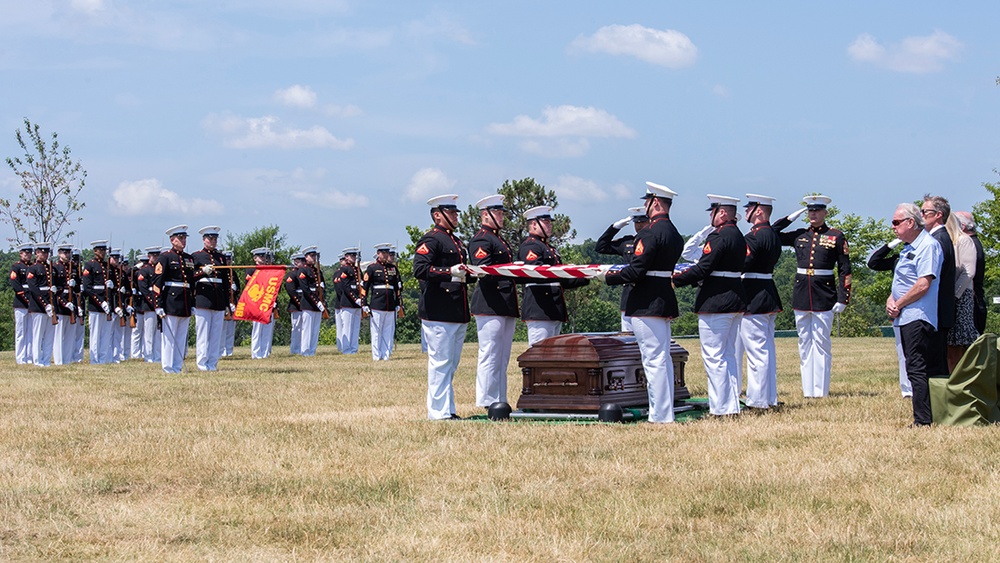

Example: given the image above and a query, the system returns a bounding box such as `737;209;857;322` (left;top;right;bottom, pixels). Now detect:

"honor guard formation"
10;186;980;426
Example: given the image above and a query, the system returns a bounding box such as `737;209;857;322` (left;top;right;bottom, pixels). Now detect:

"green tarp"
929;333;999;426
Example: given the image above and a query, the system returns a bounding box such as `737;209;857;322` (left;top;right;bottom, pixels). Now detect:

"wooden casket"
515;333;690;412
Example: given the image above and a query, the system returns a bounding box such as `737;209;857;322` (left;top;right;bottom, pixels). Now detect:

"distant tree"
973;172;1000;283
2;118;86;245
455;177;575;247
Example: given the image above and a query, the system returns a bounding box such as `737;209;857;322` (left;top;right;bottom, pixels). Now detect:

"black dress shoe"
449;414;462;420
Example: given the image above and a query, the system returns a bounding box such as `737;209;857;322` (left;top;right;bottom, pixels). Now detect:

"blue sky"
1;1;997;255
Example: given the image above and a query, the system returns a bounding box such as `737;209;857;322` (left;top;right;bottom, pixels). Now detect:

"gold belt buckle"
806;268;815;275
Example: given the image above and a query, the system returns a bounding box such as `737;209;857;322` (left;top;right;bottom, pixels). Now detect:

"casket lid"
518;333;642;363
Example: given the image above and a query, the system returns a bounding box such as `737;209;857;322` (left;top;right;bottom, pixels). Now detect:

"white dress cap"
628;206;649;221
802;194;832;209
705;194;741;211
523;205;553;220
251;247;270;256
301;245;319;255
89;239;109;249
374;242;393;252
165;225;188;237
57;243;73;252
643;181;679;200
144;245;162;254
426;194;459;209
17;242;34;252
198;225;221;236
744;193;776;207
33;241;52;251
341;247;360;255
475;194;505;210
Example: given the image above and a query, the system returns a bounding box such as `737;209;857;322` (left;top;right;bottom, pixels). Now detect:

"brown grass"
1;337;999;561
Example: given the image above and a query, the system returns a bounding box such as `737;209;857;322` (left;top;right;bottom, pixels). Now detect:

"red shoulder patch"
746;245;751;257
525;250;539;261
474;247;488;259
416;243;430;255
703;241;712;254
634;240;644;256
9;271;16;280
83;269;90;276
286;277;293;283
842;240;850;255
26;272;33;279
138;274;144;281
298;272;306;279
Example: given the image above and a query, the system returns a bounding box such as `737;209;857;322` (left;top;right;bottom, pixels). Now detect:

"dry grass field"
2;337;999;561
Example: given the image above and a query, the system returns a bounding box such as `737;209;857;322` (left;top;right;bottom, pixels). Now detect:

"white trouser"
794;310;834;398
423;320;467;420
160;315;190;373
698;313;742;415
893;325;911;396
30;312;54;367
336;308;361;354
475;315;516;407
631;317;675;423
222;319;236;356
370;309;396;360
73;315;86;363
111;316;128;362
741;313;778;408
88;312;114;364
53;314;74;365
130;314;144;359
289;311;302;355
143;312;161;362
620;312;633;333
14;308;33;364
526;320;561;346
194;308;225;371
300;310;322;356
251;320;275;359
334;308;344;352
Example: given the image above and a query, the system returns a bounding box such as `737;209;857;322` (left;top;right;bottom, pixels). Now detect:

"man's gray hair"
922;194;951;223
955;210;977;233
897;202;924;228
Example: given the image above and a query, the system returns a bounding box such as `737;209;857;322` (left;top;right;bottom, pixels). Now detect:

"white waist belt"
372;284;393;290
709;271;742;278
742;273;773;280
797;268;834;276
646;271;672;278
525;282;561;287
92;285;105;290
198;277;223;284
164;281;190;288
38;286;51;291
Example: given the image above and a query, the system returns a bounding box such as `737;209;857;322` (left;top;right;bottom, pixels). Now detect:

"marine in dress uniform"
129;256;147;360
191;226;230;371
673;195;748;416
414;194;477;420
468;195;518;407
334;247;363;354
602;182;684;423
136;246;162;362
154;225;195;374
596;206;650;332
773;195;852;398
25;242;61;367
518;205;589;345
108;249;132;363
363;243;402;361
10;243;34;364
285;253;306;355
220;249;239;357
71;248;86;363
52;244;78;365
82;240;114;364
247;248;277;359
739;194;783;409
297;246;327;356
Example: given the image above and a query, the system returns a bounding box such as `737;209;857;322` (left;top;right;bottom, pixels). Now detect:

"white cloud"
570;24;698;69
848;30;962;73
519;138;591;159
290;189;369;209
406;14;476;45
322;104;364;118
550;175;632;202
274;84;317;108
111;179;224;216
202;114;355;150
488;105;635;138
70;0;107;15
404;168;455;203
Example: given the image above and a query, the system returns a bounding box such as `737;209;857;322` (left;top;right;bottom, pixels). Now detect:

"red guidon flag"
234;265;286;324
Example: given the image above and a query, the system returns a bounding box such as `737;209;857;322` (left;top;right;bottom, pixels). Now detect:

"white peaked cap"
802;194;832;208
705;194;741;210
744;193;776;207
523;205;553;220
198;225;221;236
643;181;678;200
165;225;188;237
427;194;459;208
475;194;505;209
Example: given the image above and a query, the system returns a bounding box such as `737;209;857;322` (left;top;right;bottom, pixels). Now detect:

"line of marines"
10;225;405;372
415;186;850;421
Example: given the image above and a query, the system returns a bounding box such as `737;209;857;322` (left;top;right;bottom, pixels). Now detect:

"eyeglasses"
891;218;911;226
920;209;938;216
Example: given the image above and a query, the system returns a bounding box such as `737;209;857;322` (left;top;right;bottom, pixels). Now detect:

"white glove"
155;307;165;318
68;278;77;288
353;298;362;307
106;279;114;290
362;305;371;315
45;304;54;317
101;301;111;315
201;264;215;275
785;207;807;222
318;302;326;313
832;302;846;314
612;217;631;230
887;238;903;249
126;305;134;315
66;303;75;313
115;306;124;317
320;282;325;288
119;287;127;294
396;306;402;313
229;303;237;314
449;264;467;281
681;225;714;262
231;283;238;291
